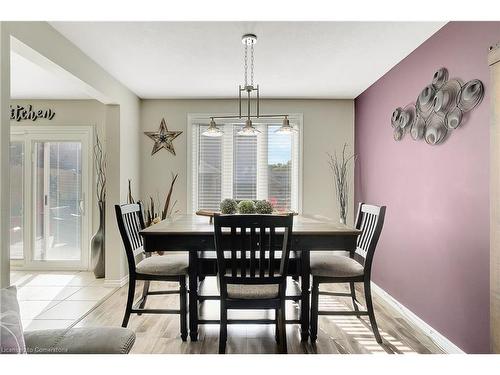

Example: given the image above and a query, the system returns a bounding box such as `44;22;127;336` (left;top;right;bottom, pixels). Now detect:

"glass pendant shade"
202;119;224;137
237;119;261;136
275;117;297;134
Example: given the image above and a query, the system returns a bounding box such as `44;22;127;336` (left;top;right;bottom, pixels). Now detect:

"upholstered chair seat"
310;253;364;278
136;253;189;276
226;283;280;299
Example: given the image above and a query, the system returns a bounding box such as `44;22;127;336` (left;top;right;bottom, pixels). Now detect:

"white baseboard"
371;282;464;354
104;274;129;288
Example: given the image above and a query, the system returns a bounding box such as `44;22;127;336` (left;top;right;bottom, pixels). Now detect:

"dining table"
139;214;361;341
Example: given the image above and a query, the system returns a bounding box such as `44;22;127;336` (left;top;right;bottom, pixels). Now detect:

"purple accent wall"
355;22;499;353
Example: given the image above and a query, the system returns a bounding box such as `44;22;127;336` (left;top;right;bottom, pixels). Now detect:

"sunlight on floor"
10;270;116;331
319;295;417;354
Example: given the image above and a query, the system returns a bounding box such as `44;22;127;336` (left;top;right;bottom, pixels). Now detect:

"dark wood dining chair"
115;203;188;341
214;213;294;354
309;203;386;344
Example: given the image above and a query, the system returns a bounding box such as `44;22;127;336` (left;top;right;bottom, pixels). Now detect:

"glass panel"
233;126;257;200
10;142;24;260
198;126;222;210
268;126;292;212
34;142;82;261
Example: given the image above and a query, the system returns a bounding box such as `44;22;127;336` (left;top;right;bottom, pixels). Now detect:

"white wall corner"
104;273;129;288
0;23;11;288
371;282;465;354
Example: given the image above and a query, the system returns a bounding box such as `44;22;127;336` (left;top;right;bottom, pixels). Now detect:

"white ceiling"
13;22;445;100
10;51;91;100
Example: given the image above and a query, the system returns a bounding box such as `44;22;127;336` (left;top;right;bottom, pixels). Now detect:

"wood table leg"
188;251;199;341
300;250;310;341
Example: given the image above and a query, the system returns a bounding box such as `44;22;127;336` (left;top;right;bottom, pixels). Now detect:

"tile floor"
10;270;117;331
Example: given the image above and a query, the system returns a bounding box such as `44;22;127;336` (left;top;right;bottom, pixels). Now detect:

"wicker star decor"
144;118;183;156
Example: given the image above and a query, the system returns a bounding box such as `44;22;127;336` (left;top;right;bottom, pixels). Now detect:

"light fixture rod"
211;114;289;120
257;85;260;117
247;90;251;120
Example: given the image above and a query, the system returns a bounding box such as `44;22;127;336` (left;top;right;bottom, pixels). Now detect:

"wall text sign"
10;104;56;122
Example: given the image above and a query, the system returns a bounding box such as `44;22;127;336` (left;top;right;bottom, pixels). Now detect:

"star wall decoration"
144;118;183;156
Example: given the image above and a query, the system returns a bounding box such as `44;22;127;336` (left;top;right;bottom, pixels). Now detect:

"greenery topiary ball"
220;198;238;214
255;200;274;214
237;200;256;214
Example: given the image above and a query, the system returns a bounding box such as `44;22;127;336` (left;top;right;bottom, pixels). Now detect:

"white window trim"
187;113;303;214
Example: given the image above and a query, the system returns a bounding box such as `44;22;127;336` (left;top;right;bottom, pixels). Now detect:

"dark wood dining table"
140;214;360;341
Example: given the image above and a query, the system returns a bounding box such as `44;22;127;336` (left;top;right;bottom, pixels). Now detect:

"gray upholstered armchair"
1;286;135;354
23;327;136;354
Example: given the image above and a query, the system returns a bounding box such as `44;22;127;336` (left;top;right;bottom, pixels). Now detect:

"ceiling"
10;51;91;100
13;22;445;100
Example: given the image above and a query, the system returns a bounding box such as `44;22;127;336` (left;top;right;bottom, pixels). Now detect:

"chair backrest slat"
353;203;386;271
269;227;276;277
115;203;146;273
250;227;256;277
241;227;247;277
259;226;266;277
214;214;294;297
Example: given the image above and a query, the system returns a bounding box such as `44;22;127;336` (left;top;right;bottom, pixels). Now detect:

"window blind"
192;121;300;213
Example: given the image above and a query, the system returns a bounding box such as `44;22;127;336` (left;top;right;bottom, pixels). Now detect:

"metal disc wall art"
410;115;426;140
457;79;484;112
416;84;436;119
425;114;448;145
445;107;463;130
393;126;404;141
399;104;416;133
432;79;461;116
391;107;403;128
432;67;449;89
390;67;484;145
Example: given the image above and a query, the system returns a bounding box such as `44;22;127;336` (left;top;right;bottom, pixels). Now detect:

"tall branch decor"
91;132;106;278
126;173;179;255
144;173;179;227
328;143;356;225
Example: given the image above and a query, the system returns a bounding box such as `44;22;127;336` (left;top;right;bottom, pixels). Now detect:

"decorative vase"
90;200;105;278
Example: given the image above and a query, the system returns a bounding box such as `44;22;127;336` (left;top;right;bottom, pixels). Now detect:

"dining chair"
309;203;386;344
115;203;188;341
213;213;294;354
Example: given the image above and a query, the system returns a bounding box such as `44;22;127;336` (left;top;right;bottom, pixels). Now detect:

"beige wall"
140;99;355;222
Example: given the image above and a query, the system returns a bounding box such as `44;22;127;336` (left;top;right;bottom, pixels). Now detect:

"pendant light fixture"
204;34;295;137
275;115;298;134
202;118;224;137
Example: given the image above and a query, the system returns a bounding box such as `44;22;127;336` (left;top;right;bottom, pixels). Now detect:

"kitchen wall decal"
10;104;56;121
391;68;484;145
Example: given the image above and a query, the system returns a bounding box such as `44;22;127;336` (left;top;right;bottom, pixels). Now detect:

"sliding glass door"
10;127;92;270
33;141;83;262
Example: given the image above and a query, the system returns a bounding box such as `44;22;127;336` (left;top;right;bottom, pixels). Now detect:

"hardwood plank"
73;278;443;354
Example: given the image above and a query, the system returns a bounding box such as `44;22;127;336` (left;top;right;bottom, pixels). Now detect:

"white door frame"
10;125;93;271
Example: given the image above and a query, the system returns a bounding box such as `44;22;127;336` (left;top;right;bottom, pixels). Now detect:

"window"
190;118;301;213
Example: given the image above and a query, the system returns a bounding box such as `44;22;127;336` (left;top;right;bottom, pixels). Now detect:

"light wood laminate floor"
74;277;443;354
